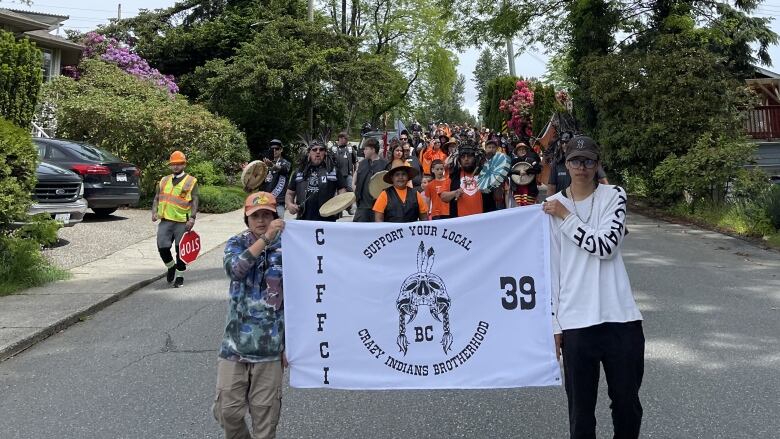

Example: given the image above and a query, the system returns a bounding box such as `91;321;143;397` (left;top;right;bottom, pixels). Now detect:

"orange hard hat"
169;151;187;165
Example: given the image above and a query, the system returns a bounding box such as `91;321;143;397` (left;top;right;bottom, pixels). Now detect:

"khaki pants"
213;358;283;439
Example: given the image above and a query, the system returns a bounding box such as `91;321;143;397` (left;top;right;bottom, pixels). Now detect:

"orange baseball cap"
244;192;278;217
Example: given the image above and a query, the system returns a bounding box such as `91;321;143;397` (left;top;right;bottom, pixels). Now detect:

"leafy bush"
198;185;246;214
0;30;43;127
669;199;774;237
13;214;61;247
619;169;649;198
763;185;780;230
731;167;771;201
0;234;69;296
653;134;755;204
0;117;37;225
188;161;226;186
40;59;249;200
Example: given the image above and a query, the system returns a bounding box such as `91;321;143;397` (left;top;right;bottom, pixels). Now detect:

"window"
42;49;53;82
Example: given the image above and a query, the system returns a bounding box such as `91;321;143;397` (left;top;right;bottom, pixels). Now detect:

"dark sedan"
33;138;140;216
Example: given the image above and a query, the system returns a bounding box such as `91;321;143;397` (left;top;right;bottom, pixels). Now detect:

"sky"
7;0;780;116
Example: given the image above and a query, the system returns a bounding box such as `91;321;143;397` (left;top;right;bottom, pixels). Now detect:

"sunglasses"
567;158;598;169
271;146;282;150
310;147;326;152
400;137;408;140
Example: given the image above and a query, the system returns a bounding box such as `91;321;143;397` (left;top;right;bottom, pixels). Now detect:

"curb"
0;273;165;363
0;221;237;363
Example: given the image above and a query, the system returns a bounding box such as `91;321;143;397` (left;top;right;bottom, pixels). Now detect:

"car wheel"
92;208;117;217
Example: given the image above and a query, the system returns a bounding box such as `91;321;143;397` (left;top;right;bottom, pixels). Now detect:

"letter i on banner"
315;228;329;384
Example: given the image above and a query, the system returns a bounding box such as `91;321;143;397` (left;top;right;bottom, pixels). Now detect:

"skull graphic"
396;241;453;356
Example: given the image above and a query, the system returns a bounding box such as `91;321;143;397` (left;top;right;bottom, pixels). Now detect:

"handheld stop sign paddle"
179;230;202;265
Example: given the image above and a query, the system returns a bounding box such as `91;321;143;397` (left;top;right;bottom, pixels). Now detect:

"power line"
15;3;124;13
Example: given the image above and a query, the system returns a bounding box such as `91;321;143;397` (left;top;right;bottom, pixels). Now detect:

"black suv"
34;138;140;216
27;162;88;227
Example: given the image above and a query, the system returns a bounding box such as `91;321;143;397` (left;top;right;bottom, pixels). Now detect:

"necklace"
567;186;596;223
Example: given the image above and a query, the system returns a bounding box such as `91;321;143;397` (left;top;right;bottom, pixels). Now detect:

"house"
745;66;780;178
0;8;84;81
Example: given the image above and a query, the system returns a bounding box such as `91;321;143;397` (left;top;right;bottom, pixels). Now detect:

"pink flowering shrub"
499;80;534;138
73;32;178;94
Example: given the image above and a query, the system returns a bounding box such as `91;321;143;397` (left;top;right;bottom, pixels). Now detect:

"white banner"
282;206;561;389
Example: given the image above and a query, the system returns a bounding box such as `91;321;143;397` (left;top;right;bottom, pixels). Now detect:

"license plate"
116;173;127;182
55;213;70;224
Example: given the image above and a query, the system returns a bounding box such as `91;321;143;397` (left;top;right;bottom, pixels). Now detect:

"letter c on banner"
320;342;330;358
316;228;325;245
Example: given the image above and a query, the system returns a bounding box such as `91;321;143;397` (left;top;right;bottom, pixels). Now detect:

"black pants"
353;207;375;222
431;215;451;220
562;321;644;439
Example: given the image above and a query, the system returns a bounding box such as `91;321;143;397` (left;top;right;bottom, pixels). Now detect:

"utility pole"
506;38;516;77
502;1;516;77
117;3;122;20
307;0;314;134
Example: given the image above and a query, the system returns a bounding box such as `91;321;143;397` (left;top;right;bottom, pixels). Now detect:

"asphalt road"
1;213;779;438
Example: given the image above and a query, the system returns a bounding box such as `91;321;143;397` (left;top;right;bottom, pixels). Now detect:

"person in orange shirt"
441;142;495;217
373;164;428;222
425;159;451;220
420;138;447;175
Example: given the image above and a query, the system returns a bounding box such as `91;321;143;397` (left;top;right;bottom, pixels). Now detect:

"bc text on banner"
282;206;561;390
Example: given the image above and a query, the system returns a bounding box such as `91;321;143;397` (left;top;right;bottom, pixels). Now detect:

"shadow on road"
81;212;131;223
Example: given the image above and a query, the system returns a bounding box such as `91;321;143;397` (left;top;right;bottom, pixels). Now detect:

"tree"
193;16;365;154
473;47;507;119
100;0;307;98
0;30;42;128
483;75;519;132
414;46;473;123
42;59;248;198
582;32;755;184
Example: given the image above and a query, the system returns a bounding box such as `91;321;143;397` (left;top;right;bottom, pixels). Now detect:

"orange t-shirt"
373;187;428;216
425;178;451;217
420;148;447;174
457;171;483;216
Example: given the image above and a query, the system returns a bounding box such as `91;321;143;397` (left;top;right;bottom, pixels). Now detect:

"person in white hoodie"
543;136;644;439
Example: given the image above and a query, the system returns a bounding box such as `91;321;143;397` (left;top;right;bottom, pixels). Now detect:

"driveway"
44;208;157;270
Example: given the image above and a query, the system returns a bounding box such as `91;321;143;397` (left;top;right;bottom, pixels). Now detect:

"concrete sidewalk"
0;208;246;362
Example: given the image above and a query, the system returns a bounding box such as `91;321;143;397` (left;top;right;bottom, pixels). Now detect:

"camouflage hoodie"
220;230;284;363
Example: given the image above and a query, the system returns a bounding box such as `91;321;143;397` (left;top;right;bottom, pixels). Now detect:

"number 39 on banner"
179;230;202;265
500;276;537;310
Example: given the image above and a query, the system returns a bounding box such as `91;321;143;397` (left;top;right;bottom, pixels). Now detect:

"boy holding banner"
213;192;286;439
543;136;644;439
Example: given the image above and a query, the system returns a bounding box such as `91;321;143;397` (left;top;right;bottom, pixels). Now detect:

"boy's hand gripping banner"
283;206;560;389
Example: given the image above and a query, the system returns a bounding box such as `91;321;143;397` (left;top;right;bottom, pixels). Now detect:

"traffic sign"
179;230;201;265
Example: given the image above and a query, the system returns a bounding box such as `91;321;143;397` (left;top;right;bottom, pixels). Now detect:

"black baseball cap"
565;136;600;160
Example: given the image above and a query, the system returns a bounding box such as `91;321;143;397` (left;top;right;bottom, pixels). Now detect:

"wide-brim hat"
383;164;419;184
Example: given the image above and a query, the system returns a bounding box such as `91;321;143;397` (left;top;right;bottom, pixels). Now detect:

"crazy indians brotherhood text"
283;207;562;390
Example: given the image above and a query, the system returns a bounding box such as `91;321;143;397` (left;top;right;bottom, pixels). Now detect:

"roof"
24;30;84;51
0;8;68;29
0;8;50;32
753;65;780;79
